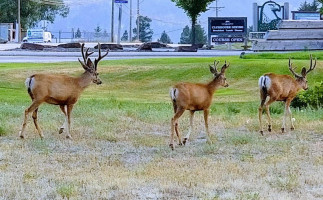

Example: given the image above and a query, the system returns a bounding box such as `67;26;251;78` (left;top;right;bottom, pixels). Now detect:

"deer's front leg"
204;109;212;144
59;105;67;134
184;110;194;145
285;99;295;131
281;103;290;133
65;104;74;139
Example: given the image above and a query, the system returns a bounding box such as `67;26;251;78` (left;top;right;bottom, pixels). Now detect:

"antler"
221;60;230;73
306;54;317;74
288;58;302;78
78;43;94;67
213;60;220;73
94;43;109;71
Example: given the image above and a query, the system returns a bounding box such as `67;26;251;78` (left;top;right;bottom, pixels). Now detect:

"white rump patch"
25;77;35;90
258;75;271;90
169;88;178;101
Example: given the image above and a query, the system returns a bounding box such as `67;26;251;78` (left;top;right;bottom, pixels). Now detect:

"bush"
291;82;323;109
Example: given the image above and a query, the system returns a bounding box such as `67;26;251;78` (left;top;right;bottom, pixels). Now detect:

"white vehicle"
23;29;52;43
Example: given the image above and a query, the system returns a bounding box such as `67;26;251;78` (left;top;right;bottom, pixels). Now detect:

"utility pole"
129;0;132;42
17;0;21;42
111;0;115;43
117;4;122;44
136;0;139;41
210;0;224;17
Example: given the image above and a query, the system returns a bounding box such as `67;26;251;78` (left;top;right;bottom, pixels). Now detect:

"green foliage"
319;0;323;14
57;183;77;199
180;25;191;44
159;31;172;44
291;82;323;109
171;0;215;44
298;0;320;11
75;28;81;38
121;30;129;41
132;16;153;42
0;0;69;29
0;125;6;137
179;24;207;44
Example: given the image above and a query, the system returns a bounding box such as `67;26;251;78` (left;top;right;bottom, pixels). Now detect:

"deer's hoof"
66;135;73;139
178;142;183;146
19;135;24;139
291;127;295;131
59;128;64;134
169;144;174;150
183;138;188;145
281;128;285;133
268;125;272;132
260;130;264;136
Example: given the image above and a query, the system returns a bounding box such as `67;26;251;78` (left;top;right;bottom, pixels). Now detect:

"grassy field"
0;52;322;199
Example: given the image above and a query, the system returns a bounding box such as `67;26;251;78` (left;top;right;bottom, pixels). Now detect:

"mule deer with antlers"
258;55;317;135
169;60;230;150
19;43;108;139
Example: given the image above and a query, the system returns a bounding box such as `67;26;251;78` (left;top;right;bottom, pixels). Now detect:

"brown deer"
19;43;108;139
169;60;230;150
258;55;317;135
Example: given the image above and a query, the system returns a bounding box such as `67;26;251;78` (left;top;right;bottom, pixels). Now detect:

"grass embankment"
0;52;322;199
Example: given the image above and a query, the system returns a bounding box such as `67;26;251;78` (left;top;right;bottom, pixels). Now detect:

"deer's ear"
301;67;307;77
209;66;216;74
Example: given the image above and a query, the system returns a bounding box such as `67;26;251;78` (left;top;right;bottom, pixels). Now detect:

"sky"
45;0;307;43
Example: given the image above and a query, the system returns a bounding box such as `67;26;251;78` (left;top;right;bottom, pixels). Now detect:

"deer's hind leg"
59;105;67;134
19;101;42;139
32;108;44;138
170;107;185;150
264;97;276;133
258;91;267;135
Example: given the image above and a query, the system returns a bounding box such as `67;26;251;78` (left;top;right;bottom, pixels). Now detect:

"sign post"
208;17;247;47
114;0;128;44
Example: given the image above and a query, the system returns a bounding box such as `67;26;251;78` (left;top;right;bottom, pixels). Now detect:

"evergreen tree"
121;30;129;41
159;31;172;43
179;25;207;44
171;0;215;45
298;0;319;11
75;28;82;38
180;25;191;44
195;24;207;45
132;16;153;42
102;29;109;38
319;0;323;14
94;25;102;38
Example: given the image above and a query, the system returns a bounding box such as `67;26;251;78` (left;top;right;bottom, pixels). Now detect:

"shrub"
0;125;6;137
291;82;323;109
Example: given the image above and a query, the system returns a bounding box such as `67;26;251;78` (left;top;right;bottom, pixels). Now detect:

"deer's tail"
25;75;35;99
169;87;179;113
258;75;271;98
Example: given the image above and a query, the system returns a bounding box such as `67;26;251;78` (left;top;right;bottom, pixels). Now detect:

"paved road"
0;43;251;63
0;50;250;63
